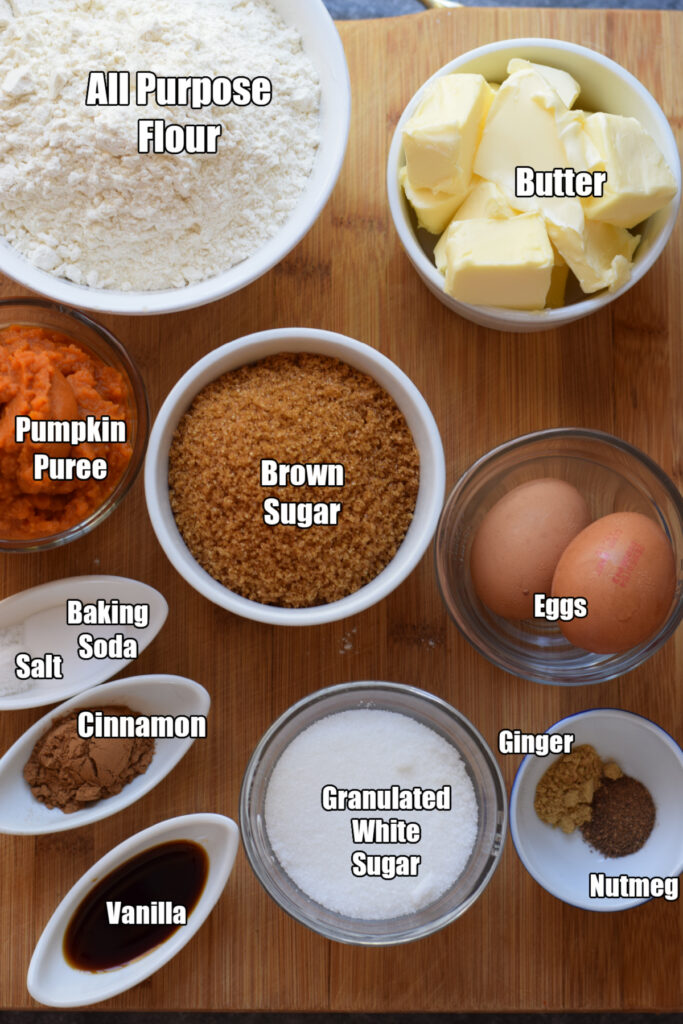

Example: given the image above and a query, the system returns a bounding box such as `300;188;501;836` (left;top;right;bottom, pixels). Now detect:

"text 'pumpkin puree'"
0;325;131;540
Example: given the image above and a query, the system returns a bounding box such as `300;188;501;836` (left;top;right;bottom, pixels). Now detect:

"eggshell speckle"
470;478;591;619
552;511;676;653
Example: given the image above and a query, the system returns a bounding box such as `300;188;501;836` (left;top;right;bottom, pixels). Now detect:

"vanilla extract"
63;840;208;970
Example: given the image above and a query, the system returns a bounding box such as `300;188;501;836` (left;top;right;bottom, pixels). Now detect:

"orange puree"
0;324;132;539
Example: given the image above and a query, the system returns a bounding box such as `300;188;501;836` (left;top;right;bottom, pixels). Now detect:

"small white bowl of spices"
145;328;445;625
510;708;683;911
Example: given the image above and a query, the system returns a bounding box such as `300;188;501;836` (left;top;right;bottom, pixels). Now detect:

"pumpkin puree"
0;325;132;539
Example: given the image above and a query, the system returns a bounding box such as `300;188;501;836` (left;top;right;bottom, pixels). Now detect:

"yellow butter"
546;245;569;307
443;212;553;309
473;68;586;240
402;73;495;195
548;218;640;293
399;166;463;235
581;112;677;228
434;179;514;274
507;58;580;109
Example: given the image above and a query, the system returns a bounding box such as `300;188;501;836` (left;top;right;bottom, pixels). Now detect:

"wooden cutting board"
0;7;681;1013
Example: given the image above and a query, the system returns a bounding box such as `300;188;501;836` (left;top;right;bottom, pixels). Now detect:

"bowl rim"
144;327;446;626
434;426;683;685
509;707;683;911
387;36;682;329
0;0;350;316
239;679;508;945
0;298;149;552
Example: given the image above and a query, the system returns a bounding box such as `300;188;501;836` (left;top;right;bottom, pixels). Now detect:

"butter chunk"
582;113;677;228
557;110;602;174
434;180;514;274
473;68;585;239
546;245;569;307
443;212;553;309
399;166;463;235
402;73;495;195
507;58;580;109
548;218;640;293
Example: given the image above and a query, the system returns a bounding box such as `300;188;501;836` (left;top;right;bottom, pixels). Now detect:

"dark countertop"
324;0;683;16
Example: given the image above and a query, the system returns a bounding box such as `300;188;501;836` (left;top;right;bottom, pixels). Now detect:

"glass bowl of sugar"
240;680;507;945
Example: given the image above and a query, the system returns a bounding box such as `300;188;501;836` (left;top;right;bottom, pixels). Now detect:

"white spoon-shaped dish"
27;813;239;1007
0;576;168;710
0;674;209;835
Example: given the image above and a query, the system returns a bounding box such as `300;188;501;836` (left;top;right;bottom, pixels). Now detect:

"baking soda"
264;708;478;919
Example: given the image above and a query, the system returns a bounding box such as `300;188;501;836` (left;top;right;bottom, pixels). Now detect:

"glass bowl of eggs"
434;428;683;685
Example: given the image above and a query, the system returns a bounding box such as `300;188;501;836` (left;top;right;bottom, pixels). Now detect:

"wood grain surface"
1;7;682;1013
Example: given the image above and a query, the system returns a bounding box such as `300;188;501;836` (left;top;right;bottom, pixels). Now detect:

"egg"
470;478;591;619
552;511;676;653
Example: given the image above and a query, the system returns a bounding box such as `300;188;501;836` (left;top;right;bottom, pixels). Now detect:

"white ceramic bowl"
510;709;683;910
387;38;681;332
0;0;349;316
27;813;239;1007
144;328;446;626
0;674;209;834
0;576;168;710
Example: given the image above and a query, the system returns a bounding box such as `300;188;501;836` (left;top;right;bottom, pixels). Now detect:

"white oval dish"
27;812;239;1007
0;674;209;835
387;38;681;333
0;0;350;316
0;576;168;710
510;708;683;911
145;328;446;626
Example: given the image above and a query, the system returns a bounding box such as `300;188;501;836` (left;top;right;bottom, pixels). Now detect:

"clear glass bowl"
0;299;149;552
435;428;683;686
240;680;507;945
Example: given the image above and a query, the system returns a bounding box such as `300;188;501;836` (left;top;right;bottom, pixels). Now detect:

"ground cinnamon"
24;705;154;813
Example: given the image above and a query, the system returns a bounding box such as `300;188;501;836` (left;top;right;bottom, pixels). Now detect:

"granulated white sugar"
0;0;320;290
264;708;478;919
0;623;28;696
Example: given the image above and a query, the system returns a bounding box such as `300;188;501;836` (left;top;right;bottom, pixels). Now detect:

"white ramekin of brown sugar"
144;328;445;625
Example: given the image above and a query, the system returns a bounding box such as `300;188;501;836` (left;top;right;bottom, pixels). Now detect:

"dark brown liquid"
63;840;209;971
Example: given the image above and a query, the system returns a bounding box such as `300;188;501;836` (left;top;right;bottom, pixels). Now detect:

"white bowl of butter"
387;39;681;332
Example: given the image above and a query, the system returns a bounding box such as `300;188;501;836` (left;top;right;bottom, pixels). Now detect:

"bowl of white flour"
240;681;507;944
0;0;350;315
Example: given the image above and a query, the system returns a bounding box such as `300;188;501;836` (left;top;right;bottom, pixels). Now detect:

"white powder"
0;623;28;696
0;0;320;290
264;709;478;920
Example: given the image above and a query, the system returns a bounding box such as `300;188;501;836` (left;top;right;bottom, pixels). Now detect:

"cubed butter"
582;113;677;228
548;218;640;293
557;109;603;174
434;179;515;273
474;68;585;239
546;245;569;307
402;73;495;195
507;58;580;109
399;166;463;235
443;212;553;309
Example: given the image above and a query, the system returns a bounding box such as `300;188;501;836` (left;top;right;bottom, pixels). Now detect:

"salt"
0;623;29;696
264;708;478;920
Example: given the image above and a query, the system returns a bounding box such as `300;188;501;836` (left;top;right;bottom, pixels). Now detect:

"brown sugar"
24;706;154;813
168;353;420;607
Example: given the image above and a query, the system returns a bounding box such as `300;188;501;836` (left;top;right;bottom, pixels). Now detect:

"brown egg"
470;478;591;619
552;511;676;653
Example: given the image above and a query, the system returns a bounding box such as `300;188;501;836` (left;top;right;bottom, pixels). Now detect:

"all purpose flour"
0;0;320;290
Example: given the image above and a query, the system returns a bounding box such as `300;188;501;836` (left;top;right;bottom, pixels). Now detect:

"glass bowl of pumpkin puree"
0;299;148;551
